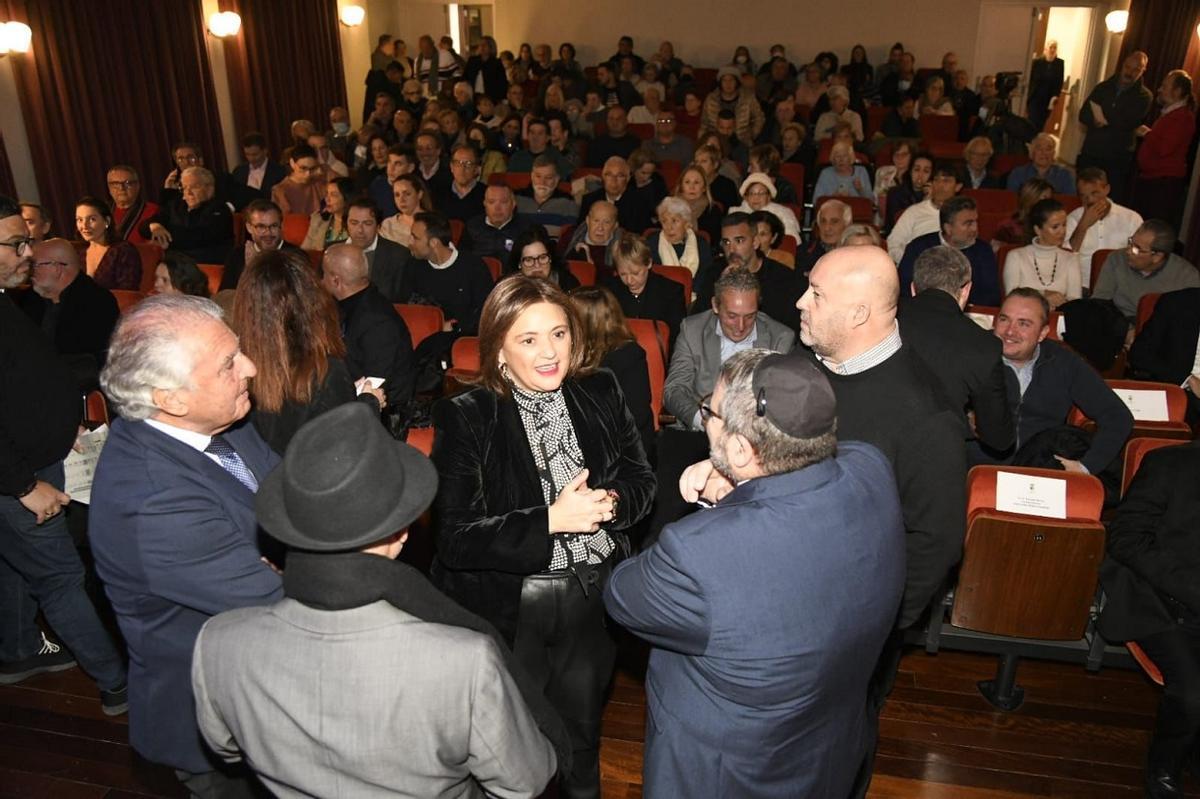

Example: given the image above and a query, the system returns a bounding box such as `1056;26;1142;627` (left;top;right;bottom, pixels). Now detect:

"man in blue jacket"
898;195;1001;306
605;350;905;798
90;295;283;796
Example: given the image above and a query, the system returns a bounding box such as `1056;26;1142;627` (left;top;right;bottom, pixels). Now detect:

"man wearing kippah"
605;349;905;798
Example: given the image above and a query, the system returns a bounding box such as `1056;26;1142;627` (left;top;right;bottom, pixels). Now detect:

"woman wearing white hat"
732;172;800;240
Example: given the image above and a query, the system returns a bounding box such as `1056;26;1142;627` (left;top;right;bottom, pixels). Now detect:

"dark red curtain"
1118;0;1200;92
0;131;15;199
219;0;347;158
0;0;227;238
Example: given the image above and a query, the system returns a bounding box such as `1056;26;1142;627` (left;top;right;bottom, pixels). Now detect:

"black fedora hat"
257;402;438;551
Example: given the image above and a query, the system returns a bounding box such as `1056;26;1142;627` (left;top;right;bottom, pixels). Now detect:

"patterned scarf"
510;383;615;571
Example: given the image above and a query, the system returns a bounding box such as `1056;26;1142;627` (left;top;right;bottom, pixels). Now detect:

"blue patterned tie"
205;435;259;493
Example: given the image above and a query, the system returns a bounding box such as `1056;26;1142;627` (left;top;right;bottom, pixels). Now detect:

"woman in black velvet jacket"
430;275;654;799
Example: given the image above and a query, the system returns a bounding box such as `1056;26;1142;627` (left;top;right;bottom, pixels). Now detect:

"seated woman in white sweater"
1003;197;1082;308
731;172;800;240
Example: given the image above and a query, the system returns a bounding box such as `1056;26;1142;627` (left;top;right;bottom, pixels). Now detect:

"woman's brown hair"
475;275;587;395
232;249;345;413
569;285;636;370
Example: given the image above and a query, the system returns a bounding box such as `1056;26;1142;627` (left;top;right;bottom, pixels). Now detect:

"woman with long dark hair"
507;225;580;290
76;196;142;290
301;177;354;250
153;251;209;297
233;249;385;454
430;276;654;799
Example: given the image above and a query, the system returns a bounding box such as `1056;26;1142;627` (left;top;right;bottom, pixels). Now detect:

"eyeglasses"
656;118;674;124
249;223;282;233
451;159;477;168
698;394;723;426
175;153;200;164
107;179;139;189
0;237;34;256
521;253;552;267
1127;237;1161;257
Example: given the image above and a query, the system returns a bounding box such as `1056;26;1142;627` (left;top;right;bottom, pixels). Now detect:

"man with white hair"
143;166;234;264
797;199;851;275
1004;133;1074;195
89;295;284;795
578;155;654;234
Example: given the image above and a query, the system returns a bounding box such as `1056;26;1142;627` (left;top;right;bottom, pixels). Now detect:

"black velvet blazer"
430;369;656;644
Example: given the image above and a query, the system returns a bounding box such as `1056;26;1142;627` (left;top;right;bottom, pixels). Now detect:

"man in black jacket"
460;185;531;263
18;239;119;391
577;156;654;235
1129;287;1200;424
322;244;415;410
1098;439;1200;799
899;246;1013;452
985;288;1133;473
585;106;641;166
0;197;128;711
463;36;507;103
220;200;303;290
1078;52;1154;203
230;132;287;198
144;166;234;264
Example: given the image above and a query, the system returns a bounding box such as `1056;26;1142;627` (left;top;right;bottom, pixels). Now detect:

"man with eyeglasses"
1092;220;1198;323
162;142;256;212
607;349;904;799
0;196;129;714
645;109;694;165
106;165;158;244
460;184;531;262
270;144;324;217
578;155;655;237
440;144;486;223
219;200;303;291
17;238;119;392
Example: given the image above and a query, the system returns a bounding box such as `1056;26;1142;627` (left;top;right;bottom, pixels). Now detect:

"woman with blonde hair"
674;162;723;243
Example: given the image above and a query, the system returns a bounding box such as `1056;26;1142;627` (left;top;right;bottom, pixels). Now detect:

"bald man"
459;184;531;262
578;156;655;235
799;245;967;797
568;200;621;276
322;244;414;409
18;239;119;390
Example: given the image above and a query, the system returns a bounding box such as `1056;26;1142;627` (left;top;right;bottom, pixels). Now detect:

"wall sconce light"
339;5;365;26
1105;10;1129;34
0;20;33;55
208;11;242;38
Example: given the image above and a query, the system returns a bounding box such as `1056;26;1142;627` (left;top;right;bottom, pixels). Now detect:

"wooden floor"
1;645;1195;798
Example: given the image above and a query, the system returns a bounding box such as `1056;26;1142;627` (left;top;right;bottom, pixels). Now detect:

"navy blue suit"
89;417;284;773
898;232;1002;307
604;442;906;798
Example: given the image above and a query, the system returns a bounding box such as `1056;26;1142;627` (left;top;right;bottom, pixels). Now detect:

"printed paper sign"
994;471;1067;519
1114;389;1169;422
64;425;109;505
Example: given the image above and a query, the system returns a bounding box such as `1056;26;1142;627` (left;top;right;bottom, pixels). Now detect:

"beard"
710;435;737;484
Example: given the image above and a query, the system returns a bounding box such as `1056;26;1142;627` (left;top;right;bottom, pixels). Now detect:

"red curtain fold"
0;130;15;199
0;0;227;238
219;0;347;159
1118;0;1200;93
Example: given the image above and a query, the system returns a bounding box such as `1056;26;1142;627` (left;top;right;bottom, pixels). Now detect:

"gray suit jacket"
663;311;796;429
193;598;556;799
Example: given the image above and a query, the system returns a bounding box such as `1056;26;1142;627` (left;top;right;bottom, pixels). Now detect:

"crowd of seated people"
4;27;1200;799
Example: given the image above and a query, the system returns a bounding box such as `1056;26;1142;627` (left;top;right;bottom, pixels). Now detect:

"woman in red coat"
1132;70;1195;230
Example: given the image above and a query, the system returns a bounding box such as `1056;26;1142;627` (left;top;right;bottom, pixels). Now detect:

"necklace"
1031;243;1058;287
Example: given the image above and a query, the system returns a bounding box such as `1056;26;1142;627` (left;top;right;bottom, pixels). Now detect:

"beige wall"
492;0;984;75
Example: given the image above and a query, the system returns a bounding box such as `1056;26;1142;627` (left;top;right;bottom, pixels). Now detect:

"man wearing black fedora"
191;402;564;798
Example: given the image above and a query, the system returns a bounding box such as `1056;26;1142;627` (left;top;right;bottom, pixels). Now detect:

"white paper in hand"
994;471;1068;519
64;425;109;505
355;377;386;395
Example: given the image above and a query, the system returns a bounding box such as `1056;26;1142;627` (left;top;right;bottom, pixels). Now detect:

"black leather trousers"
512;560;616;799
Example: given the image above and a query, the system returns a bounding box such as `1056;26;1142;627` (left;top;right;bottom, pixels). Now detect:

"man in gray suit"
650;269;794;541
192;402;560;799
664;269;795;431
